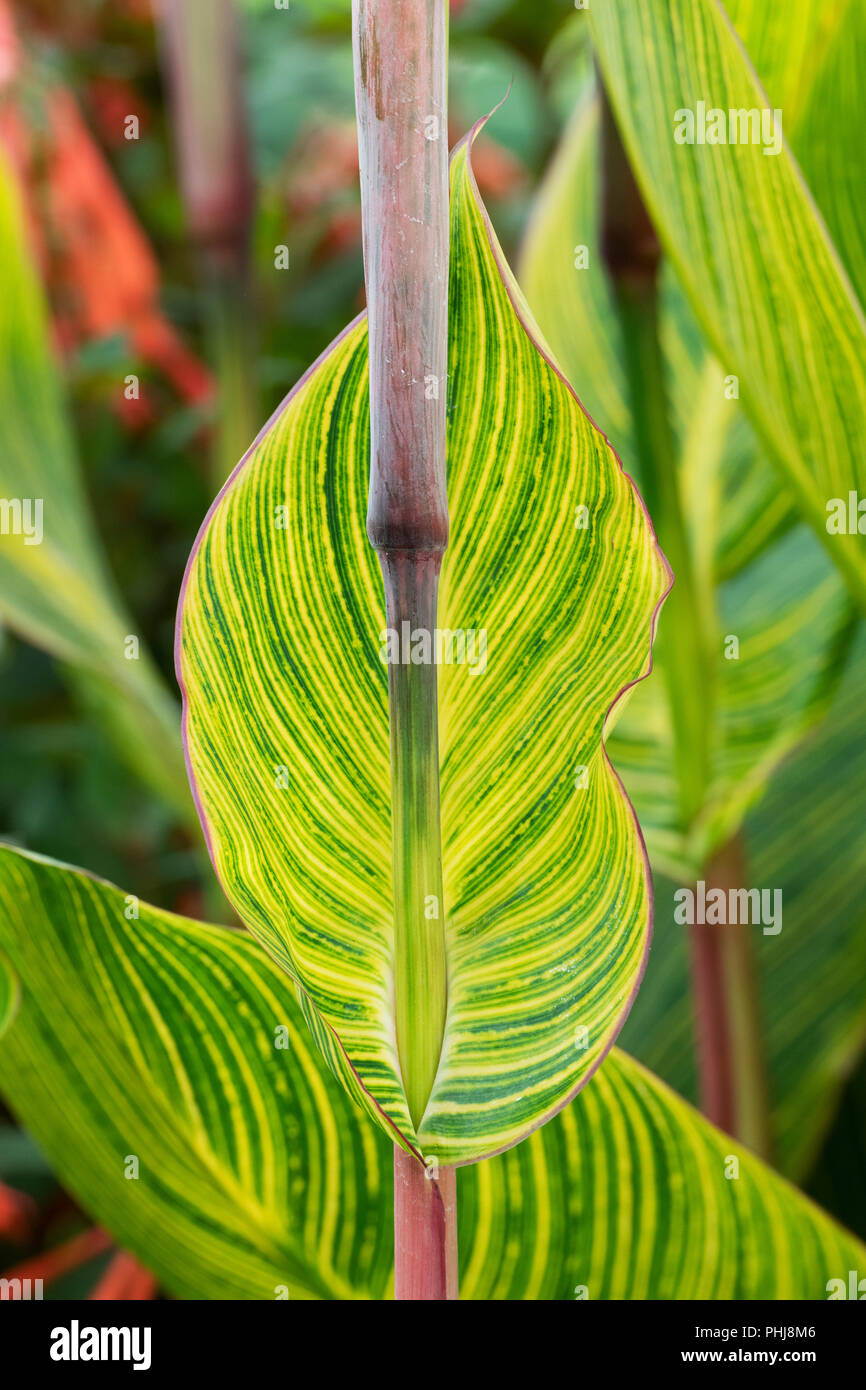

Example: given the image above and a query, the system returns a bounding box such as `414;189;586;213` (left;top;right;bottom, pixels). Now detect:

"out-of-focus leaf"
788;0;866;310
807;1051;866;1242
609;528;854;878
522;0;865;587
723;0;843;118
0;156;193;822
541;9;594;124
521;5;861;871
0;945;18;1037
620;631;866;1181
2;842;863;1300
589;0;866;610
178;128;670;1165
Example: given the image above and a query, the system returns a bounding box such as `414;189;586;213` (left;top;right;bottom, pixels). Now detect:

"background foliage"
1;0;864;1296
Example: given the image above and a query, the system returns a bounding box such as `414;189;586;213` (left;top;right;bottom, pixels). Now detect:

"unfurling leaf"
177;127;670;1165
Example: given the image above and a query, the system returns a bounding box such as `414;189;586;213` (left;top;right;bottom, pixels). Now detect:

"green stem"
383;552;448;1129
352;0;455;1298
205;277;259;485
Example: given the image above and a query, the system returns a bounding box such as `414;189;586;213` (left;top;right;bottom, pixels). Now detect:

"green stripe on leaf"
1;842;862;1299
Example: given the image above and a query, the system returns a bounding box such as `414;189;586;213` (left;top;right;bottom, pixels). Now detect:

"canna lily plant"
179;0;672;1292
1;0;866;1300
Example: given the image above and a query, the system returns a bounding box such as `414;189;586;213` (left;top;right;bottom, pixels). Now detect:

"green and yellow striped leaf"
524;5;866;1178
588;0;866;610
722;0;866;320
521;9;863;871
722;0;840;118
1;841;862;1299
521;98;854;879
0;155;193;820
177;128;670;1165
523;0;866;587
0;842;392;1300
518;85;788;584
462;1049;866;1300
789;0;866;311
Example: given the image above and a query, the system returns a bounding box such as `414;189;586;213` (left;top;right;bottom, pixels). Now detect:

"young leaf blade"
177;128;670;1165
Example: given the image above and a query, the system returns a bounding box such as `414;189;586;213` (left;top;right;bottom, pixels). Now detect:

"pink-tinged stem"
352;0;449;553
158;0;258;484
352;0;455;1297
90;1250;158;1301
157;0;254;280
1;1226;112;1289
689;836;772;1159
394;1149;458;1301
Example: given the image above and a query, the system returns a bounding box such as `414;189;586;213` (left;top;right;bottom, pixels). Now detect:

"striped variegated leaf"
520;96;854;881
0;842;392;1301
1;842;863;1300
0;156;193;821
177;128;670;1165
723;0;866;320
523;0;866;586
520;30;860;875
462;1048;866;1300
588;0;866;611
788;0;866;312
518;84;788;584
